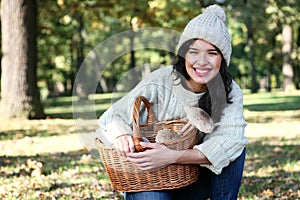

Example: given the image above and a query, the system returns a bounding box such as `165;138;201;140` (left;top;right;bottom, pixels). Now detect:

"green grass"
0;90;299;199
241;90;300;199
44;92;125;119
43;90;300;120
243;90;300;111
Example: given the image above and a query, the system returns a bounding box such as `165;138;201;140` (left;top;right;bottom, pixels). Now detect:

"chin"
192;77;210;85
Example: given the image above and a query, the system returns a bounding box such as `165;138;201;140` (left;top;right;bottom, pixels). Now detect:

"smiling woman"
184;40;222;92
185;40;222;86
97;4;248;200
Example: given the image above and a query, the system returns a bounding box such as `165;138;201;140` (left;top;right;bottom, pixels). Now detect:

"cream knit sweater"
98;66;248;174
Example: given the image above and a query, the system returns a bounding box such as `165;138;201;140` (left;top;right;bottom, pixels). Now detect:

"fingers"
114;135;135;158
128;137;135;153
126;154;154;170
115;139;127;158
114;137;170;170
139;142;161;149
126;152;168;171
126;144;173;171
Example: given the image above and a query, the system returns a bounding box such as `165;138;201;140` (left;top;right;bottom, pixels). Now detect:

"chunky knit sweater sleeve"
193;82;248;174
98;66;183;144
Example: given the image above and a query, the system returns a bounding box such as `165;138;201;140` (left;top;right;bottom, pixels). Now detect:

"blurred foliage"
2;0;298;97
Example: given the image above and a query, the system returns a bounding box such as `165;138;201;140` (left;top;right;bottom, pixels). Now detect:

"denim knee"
210;148;246;200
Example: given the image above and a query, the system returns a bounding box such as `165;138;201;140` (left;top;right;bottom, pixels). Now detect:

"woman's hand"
126;142;182;171
114;135;135;158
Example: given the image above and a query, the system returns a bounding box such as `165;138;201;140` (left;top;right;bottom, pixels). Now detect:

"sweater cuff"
193;140;230;174
98;121;132;145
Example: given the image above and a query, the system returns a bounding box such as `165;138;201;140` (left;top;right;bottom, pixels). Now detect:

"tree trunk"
267;34;277;92
129;31;138;90
241;0;258;93
0;0;44;119
245;14;258;93
295;27;300;89
73;15;88;99
282;25;295;91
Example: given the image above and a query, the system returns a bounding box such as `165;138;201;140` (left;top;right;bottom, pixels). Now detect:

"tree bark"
245;11;258;93
282;25;295;91
0;0;44;119
267;33;277;92
129;32;138;90
295;27;300;89
73;15;88;99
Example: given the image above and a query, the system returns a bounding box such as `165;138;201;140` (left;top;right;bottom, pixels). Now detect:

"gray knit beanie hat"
178;5;232;66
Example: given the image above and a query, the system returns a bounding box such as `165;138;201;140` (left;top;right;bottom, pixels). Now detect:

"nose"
196;53;208;66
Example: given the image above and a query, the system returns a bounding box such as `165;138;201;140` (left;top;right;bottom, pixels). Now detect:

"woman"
98;5;248;200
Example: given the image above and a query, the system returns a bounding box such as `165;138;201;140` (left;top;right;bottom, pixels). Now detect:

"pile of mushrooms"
155;106;214;143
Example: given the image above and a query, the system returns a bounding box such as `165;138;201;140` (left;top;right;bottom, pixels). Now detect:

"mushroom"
133;137;145;152
133;137;150;152
155;128;180;143
155;106;214;143
178;106;214;136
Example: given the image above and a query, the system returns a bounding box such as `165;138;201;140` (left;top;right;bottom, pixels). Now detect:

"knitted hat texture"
178;5;232;66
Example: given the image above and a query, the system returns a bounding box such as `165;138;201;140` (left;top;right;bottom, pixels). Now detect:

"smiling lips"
193;67;211;77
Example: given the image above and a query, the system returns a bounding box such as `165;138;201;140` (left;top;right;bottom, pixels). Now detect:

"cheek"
185;60;194;72
211;64;221;77
185;60;190;68
185;55;197;65
208;56;221;64
210;57;222;69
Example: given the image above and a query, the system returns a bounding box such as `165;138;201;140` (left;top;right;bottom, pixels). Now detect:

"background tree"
0;0;44;119
2;0;296;101
282;25;294;91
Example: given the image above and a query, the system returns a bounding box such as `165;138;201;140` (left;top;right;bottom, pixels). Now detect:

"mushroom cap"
155;128;179;143
184;106;214;133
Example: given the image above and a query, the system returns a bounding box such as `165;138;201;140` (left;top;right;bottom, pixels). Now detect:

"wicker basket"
95;96;199;192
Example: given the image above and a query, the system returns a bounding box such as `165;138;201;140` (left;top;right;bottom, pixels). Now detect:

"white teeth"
194;68;209;73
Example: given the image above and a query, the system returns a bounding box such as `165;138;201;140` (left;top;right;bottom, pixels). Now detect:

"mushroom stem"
177;122;192;135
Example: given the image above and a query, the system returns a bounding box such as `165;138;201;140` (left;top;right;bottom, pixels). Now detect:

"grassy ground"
0;90;299;199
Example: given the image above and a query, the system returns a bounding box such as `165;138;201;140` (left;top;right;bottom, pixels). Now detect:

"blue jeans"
124;148;246;200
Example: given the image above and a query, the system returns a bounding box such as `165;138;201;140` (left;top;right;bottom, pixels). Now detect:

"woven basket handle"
132;96;157;139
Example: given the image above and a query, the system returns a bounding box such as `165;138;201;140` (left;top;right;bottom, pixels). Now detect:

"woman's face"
185;39;222;92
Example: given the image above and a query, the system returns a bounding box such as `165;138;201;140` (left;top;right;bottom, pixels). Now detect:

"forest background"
0;0;299;118
0;0;299;199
